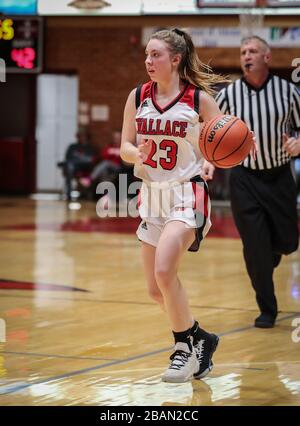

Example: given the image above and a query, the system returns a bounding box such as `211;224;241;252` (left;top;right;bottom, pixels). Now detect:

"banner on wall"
141;0;300;15
0;0;37;14
142;0;196;14
142;27;300;47
37;0;142;15
36;0;300;16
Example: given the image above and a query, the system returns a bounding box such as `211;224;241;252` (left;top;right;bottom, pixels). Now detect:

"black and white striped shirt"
215;74;300;170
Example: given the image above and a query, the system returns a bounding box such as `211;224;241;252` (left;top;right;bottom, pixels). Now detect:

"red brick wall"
45;22;300;150
45;25;146;149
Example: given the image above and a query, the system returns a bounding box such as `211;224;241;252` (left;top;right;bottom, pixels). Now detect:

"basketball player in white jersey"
121;29;226;383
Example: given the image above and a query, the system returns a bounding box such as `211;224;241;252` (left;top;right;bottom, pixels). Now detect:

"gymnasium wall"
44;16;300;149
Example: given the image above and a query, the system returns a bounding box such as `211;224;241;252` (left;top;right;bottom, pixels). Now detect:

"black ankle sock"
191;320;210;344
172;328;192;352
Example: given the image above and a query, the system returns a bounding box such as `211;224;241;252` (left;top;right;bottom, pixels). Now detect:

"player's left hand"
283;133;300;156
201;160;215;181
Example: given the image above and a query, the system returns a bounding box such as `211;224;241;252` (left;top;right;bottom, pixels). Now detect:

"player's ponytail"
150;28;229;96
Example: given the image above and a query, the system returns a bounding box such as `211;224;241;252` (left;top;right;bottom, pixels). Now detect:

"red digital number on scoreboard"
11;47;36;70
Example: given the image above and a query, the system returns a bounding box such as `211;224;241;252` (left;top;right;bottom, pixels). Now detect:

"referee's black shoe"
254;313;276;328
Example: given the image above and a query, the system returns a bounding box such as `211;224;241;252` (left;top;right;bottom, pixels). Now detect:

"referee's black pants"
230;164;299;318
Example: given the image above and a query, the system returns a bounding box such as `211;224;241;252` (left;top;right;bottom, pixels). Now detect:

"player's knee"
155;267;174;290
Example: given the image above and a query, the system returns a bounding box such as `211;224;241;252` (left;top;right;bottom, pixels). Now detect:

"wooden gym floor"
0;197;299;406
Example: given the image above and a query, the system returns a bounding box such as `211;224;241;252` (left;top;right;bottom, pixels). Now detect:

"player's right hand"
137;139;152;165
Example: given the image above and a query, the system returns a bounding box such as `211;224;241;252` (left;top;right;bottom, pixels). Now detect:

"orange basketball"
199;115;253;168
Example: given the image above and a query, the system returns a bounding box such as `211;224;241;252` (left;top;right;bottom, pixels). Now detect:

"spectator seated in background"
80;130;136;204
80;130;123;187
58;126;96;201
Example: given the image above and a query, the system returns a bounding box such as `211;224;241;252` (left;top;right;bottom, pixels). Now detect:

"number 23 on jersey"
143;139;178;171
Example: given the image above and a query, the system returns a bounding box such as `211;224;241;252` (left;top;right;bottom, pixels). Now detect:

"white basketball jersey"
134;81;203;184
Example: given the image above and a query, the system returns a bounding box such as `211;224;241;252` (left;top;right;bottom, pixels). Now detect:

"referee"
216;36;300;328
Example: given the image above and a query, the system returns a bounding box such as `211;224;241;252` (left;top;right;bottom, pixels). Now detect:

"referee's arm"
284;85;300;157
291;85;300;131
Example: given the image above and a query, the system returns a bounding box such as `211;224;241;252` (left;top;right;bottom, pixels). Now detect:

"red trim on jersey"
181;85;198;111
140;81;152;104
138;81;199;115
192;182;208;218
151;81;189;114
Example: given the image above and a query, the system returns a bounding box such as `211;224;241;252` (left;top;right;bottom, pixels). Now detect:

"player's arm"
121;89;152;165
120;89;139;164
215;88;229;114
199;92;222;180
199;91;222;122
283;86;300;156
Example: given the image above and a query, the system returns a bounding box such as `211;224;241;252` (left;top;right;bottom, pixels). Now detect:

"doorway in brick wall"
36;74;78;192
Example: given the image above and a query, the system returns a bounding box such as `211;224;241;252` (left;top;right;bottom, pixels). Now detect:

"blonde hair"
150;28;229;96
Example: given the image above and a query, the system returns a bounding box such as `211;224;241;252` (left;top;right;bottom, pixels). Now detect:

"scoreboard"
0;17;43;73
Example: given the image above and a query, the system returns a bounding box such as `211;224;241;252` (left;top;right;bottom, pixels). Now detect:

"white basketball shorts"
136;175;211;252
